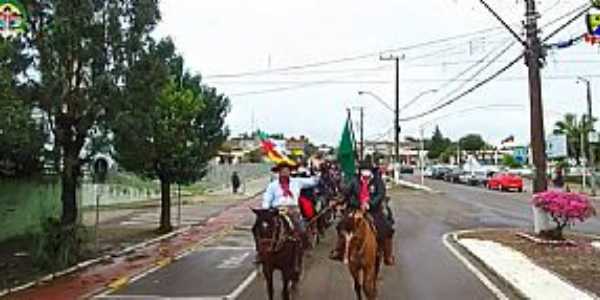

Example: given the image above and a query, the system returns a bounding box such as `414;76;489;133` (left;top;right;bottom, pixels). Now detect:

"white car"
423;167;433;178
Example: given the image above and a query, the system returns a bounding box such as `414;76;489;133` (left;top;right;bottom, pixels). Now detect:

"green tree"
440;144;458;164
427;126;451;159
0;41;44;177
112;40;230;232
26;0;161;225
459;134;486;152
502;154;522;169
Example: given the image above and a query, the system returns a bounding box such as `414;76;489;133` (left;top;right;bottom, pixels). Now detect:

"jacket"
344;173;386;211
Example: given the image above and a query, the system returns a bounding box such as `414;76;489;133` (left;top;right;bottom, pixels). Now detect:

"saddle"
271;208;302;253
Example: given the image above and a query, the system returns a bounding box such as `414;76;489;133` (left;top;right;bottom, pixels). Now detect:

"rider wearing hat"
263;161;320;231
330;160;396;266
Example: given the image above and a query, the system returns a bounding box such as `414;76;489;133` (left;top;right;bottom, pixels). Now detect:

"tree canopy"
427;126;451;159
459;134;487;152
23;0;162;225
112;39;230;231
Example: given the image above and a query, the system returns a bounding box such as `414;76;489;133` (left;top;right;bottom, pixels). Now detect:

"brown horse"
341;209;382;300
252;208;304;300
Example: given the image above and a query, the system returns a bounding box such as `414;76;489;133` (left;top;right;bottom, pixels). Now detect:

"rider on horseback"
330;160;396;266
261;161;320;251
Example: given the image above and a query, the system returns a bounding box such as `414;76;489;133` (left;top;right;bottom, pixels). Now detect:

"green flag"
337;119;356;181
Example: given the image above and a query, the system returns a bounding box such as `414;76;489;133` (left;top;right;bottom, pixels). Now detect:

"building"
363;140;423;165
218;134;261;164
286;136;309;158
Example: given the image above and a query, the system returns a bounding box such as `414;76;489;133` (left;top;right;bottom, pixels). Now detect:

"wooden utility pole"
360;107;365;160
525;0;547;193
380;55;401;163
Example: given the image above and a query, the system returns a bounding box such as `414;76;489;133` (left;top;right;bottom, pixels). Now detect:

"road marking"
442;233;509;300
224;269;258;300
216;252;252;269
95;296;224;300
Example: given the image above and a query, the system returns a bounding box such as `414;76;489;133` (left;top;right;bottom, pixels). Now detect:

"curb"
444;228;600;300
395;179;434;192
442;232;510;300
0;190;264;299
90;226;237;298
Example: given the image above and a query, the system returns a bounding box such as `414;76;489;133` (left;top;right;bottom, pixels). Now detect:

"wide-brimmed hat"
271;161;298;172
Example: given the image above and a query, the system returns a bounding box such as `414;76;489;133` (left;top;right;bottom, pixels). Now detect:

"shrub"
532;190;596;239
31;218;88;272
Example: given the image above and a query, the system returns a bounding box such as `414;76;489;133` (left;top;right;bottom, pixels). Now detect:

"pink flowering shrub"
532;190;596;238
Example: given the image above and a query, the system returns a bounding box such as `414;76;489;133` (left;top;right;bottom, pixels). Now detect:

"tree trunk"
60;147;80;226
159;178;172;233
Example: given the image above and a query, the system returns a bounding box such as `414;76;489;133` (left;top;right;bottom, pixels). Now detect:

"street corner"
444;228;600;300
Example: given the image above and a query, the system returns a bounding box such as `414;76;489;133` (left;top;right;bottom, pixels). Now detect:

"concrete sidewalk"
82;177;268;228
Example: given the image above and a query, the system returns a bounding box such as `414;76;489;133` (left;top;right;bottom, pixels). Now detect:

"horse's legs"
263;267;274;300
364;266;378;300
353;277;363;300
281;274;290;300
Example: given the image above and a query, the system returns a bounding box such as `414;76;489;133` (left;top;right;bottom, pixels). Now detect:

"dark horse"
252;208;304;300
340;209;382;300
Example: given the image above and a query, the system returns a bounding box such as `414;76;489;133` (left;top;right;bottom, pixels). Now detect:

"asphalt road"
100;179;600;300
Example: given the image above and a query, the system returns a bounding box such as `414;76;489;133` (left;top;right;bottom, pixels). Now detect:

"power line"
398;3;592;122
204;26;507;79
399;53;524;122
428;40;516;109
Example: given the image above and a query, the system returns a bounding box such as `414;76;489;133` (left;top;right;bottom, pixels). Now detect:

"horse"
251;208;304;300
340;209;382;300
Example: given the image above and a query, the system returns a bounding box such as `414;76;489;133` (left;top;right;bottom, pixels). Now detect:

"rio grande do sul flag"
257;131;296;166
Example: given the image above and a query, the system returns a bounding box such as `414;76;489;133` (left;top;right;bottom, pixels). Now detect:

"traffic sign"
546;134;568;159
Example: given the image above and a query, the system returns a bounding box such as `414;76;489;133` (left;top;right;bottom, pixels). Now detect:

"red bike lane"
6;197;261;300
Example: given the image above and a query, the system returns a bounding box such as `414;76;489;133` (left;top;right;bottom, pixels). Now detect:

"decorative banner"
0;0;28;39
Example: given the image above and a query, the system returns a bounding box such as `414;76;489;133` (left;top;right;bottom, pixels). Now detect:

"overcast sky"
156;0;600;146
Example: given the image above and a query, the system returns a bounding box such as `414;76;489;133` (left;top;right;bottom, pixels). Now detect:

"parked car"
444;168;463;183
487;173;524;192
432;166;451;180
400;165;415;174
423;167;434;178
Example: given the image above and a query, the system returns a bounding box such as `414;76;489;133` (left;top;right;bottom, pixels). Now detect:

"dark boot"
383;236;396;266
329;234;345;261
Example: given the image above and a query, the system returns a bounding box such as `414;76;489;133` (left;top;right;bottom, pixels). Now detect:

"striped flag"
257;131;297;166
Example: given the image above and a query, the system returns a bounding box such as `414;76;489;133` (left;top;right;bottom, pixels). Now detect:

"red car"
487;173;524;192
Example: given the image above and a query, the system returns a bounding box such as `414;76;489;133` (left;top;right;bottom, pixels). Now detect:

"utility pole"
479;0;547;192
352;106;365;160
380;55;401;163
525;0;548;193
578;77;595;194
360;107;365;161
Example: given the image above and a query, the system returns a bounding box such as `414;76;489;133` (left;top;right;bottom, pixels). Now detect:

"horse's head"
340;209;369;264
251;208;281;257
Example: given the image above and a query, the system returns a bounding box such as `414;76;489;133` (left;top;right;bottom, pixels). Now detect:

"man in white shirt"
256;162;319;266
262;162;319;210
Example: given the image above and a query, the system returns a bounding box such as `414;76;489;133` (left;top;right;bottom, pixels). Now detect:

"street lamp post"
577;76;595;195
358;89;437;161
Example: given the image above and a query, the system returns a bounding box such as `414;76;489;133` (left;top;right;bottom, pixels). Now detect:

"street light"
358;91;394;113
400;89;438;112
576;76;595;194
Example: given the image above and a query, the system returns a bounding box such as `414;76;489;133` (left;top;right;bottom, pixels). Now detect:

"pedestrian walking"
552;165;565;190
231;171;241;194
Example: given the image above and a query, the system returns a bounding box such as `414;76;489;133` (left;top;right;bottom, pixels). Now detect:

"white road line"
96;296;224;300
225;270;258;300
442;233;509;300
